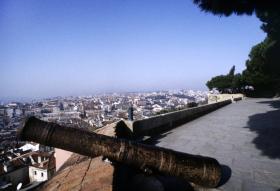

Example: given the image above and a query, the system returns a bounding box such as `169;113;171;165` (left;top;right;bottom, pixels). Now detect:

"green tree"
232;73;244;92
242;39;279;96
228;65;235;76
193;0;280;96
206;66;242;93
206;75;231;93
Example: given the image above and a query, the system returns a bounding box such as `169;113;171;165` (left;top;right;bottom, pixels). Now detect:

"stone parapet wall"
131;99;232;137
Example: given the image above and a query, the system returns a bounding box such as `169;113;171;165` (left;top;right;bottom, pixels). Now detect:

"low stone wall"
208;94;244;104
131;99;232;137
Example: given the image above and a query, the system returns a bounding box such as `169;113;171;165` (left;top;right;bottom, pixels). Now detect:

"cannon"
17;117;222;188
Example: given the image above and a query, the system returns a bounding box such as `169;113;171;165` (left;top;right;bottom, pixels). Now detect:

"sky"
0;0;266;101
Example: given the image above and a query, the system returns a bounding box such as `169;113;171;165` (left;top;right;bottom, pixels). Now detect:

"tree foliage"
206;75;231;93
243;38;280;95
193;0;280;16
228;65;235;76
194;0;280;96
206;66;243;93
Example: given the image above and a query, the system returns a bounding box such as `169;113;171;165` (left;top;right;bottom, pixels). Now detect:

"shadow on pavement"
244;99;280;159
217;165;232;187
141;132;172;145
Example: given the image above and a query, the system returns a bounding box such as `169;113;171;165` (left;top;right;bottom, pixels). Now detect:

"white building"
19;143;40;152
29;166;48;182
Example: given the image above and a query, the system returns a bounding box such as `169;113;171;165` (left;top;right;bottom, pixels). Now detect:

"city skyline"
1;0;265;100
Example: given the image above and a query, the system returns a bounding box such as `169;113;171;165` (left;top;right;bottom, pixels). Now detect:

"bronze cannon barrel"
18;117;221;188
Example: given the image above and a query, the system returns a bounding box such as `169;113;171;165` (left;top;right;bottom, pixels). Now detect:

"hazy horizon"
1;0;266;100
0;87;208;103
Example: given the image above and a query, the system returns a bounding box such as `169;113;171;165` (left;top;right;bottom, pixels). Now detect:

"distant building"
59;102;64;111
128;106;133;121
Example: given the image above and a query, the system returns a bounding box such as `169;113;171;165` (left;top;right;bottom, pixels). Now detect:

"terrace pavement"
156;98;280;191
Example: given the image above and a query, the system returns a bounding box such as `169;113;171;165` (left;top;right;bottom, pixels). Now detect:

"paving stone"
156;98;280;190
241;179;278;191
253;170;280;188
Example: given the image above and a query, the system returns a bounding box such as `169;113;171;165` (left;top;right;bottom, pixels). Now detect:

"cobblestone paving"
156;98;280;191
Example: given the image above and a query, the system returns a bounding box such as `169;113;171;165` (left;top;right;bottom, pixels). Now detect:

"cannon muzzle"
18;117;221;188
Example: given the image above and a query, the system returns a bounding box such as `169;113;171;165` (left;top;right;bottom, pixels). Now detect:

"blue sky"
0;0;266;100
